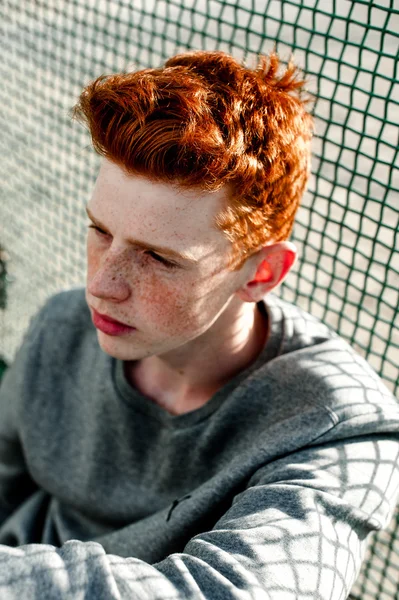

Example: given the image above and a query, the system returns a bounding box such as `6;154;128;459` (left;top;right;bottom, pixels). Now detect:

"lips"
91;307;136;336
94;309;129;327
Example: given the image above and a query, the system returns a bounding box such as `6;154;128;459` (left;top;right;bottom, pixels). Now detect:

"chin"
95;332;147;361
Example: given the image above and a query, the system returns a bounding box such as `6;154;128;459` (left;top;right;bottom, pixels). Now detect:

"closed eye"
145;251;179;269
88;224;109;236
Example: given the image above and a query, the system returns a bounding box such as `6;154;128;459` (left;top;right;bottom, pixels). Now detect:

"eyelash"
87;224;179;270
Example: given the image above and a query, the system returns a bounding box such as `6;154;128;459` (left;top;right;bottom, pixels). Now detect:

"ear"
237;241;297;302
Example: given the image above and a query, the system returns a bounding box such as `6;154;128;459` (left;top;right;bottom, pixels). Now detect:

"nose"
87;248;131;302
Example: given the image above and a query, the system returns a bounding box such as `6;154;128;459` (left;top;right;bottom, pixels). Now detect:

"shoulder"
38;287;89;325
0;288;97;430
258;295;399;439
31;287;91;340
20;287;96;372
265;293;336;354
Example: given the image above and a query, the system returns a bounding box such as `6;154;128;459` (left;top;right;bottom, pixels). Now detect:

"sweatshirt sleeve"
0;308;46;525
0;430;398;599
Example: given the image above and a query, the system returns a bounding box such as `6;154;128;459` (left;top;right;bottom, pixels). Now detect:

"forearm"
0;437;398;600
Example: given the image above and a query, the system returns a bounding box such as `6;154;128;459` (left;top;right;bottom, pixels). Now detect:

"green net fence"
0;1;398;597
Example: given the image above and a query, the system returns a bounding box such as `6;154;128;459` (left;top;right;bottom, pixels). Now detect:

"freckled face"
85;159;244;361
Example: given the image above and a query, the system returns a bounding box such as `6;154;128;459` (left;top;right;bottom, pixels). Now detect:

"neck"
124;299;268;415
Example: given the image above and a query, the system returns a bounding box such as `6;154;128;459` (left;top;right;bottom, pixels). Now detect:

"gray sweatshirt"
0;288;398;599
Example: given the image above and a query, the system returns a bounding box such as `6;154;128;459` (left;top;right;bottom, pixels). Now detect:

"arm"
0;317;42;527
0;433;398;600
0;435;38;528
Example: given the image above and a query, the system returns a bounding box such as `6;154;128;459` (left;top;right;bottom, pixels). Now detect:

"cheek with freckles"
133;267;219;339
86;243;99;284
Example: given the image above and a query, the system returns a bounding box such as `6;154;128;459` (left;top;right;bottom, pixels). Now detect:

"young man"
0;50;398;599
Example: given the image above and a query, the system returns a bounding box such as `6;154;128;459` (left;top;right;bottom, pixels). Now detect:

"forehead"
90;159;231;262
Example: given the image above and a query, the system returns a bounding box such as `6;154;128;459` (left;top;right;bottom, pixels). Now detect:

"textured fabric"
0;288;398;599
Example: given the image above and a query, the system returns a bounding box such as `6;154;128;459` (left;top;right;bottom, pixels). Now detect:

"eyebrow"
85;206;198;265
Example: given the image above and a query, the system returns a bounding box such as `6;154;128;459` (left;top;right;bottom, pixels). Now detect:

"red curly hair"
73;50;313;270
